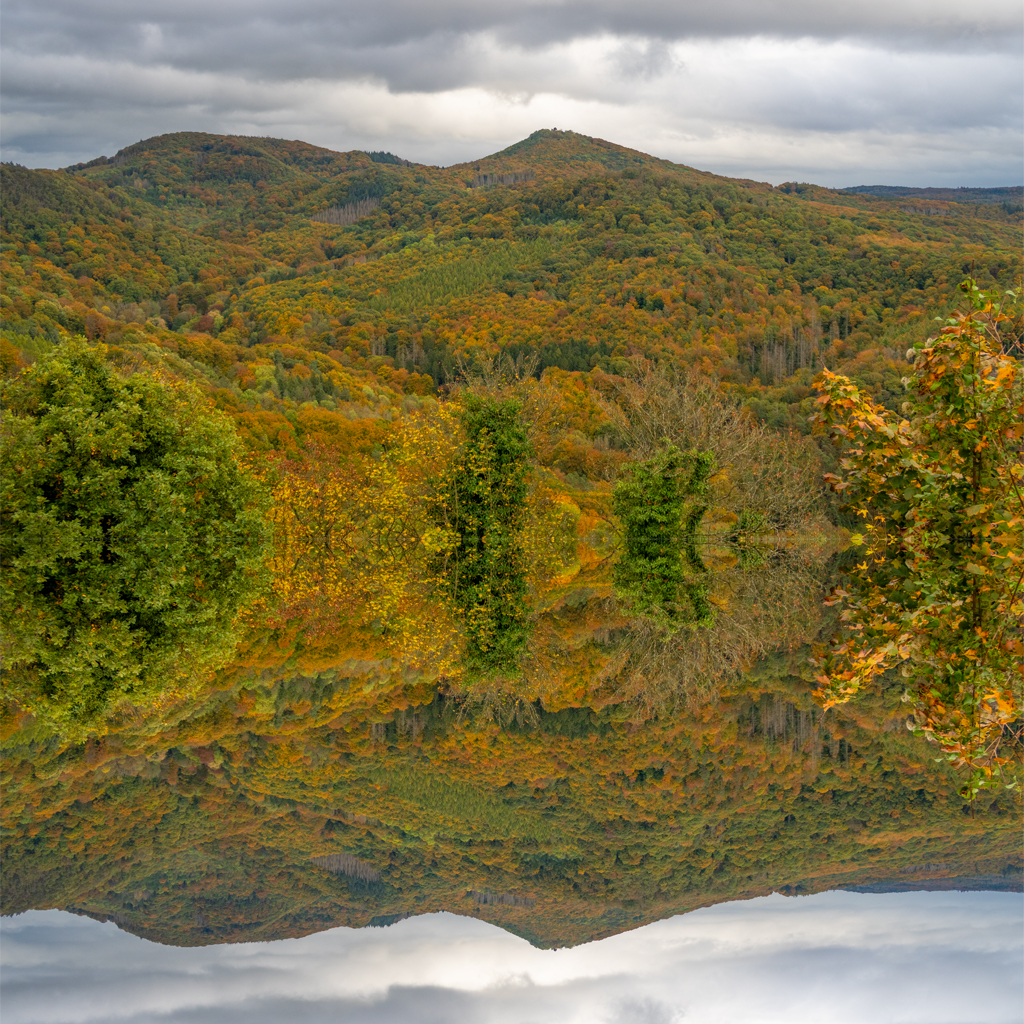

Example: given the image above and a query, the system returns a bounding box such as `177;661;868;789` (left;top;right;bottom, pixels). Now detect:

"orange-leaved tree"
811;280;1023;797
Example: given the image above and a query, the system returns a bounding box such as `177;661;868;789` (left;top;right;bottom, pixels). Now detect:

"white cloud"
1;13;1021;186
1;35;1021;185
2;892;1022;1024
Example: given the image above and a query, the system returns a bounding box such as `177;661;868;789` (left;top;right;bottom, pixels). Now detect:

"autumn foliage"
812;282;1023;795
1;133;1022;949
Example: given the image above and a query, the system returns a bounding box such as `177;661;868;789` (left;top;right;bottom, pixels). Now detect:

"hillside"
2;130;1022;950
3;129;1021;432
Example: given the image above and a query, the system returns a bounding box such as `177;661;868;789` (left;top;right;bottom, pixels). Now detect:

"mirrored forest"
3;359;1020;949
1;130;1021;949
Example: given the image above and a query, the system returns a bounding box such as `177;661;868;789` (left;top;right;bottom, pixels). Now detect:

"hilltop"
2;131;1022;951
2;128;1021;435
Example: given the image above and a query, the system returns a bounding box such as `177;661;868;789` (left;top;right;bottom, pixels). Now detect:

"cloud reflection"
2;891;1021;1024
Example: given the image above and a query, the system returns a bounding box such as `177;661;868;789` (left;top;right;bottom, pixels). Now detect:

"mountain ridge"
53;129;1023;199
2;127;1021;434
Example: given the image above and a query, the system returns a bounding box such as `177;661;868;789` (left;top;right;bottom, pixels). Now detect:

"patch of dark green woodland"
433;396;532;675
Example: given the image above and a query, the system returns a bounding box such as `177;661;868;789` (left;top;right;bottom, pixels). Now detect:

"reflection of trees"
597;549;830;717
260;364;836;691
612;444;716;632
441;681;541;729
264;414;466;674
264;393;538;681
812;292;1023;797
428;395;532;676
606;365;826;530
576;365;835;715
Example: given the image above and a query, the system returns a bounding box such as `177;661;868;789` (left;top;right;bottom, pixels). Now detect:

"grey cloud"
2;0;1022;99
114;989;488;1024
5;0;1023;64
678;45;1024;135
0;0;1019;182
611;41;680;81
1;894;1022;1024
605;996;682;1024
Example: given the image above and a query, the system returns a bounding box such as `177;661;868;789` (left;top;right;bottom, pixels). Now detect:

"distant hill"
842;184;1023;206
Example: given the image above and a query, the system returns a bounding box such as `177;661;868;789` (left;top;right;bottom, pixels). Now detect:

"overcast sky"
2;891;1022;1024
1;0;1021;185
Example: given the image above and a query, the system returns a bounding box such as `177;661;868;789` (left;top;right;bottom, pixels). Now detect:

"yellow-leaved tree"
812;281;1023;797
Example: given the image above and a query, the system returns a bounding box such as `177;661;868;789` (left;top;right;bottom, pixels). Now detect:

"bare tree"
604;363;827;530
596;547;831;719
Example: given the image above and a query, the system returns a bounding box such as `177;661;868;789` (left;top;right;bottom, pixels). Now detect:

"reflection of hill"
2;635;1019;948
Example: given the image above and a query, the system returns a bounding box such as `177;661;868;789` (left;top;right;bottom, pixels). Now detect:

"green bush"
1;341;271;727
612;445;715;631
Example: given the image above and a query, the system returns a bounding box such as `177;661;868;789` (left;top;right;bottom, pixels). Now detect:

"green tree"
811;281;1023;795
1;341;271;727
432;395;531;675
612;444;716;632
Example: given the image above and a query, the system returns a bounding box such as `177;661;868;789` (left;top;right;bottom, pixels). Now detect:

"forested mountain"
2;130;1021;950
3;129;1021;431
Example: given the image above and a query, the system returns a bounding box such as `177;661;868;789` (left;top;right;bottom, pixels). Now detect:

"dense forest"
1;129;1021;948
3;129;1021;432
3;639;1020;949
